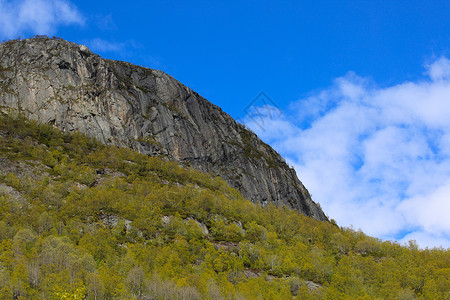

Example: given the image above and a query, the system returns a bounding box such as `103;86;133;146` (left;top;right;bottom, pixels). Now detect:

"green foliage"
0;113;449;299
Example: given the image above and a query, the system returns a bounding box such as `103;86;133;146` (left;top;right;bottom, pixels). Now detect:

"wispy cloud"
0;0;85;39
88;38;126;53
244;57;450;249
87;38;163;69
95;14;117;31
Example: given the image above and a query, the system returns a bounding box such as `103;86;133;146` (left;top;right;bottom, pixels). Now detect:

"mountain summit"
0;37;326;221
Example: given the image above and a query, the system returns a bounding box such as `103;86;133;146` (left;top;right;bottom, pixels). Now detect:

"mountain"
0;37;326;221
1;38;449;300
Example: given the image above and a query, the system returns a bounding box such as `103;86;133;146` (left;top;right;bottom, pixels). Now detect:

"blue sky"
1;0;450;248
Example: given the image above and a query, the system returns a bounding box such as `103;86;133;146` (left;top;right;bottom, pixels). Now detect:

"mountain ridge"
0;37;326;221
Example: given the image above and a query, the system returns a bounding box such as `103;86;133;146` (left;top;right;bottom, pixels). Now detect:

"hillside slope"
0;37;326;220
0;114;448;299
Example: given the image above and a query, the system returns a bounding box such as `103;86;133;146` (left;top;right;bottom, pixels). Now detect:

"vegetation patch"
0;113;448;299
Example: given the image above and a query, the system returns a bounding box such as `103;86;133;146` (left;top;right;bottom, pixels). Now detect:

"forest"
0;113;449;299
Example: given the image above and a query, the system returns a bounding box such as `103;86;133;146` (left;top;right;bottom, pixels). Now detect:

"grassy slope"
0;113;448;299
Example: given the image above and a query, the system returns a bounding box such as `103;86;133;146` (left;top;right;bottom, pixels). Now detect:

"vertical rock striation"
0;37;327;221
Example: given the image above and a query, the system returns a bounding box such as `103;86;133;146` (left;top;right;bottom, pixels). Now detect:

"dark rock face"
0;37;327;221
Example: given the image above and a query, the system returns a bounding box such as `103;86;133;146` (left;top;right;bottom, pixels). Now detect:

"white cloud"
0;0;84;39
427;57;450;81
88;38;125;53
244;58;450;249
398;180;450;234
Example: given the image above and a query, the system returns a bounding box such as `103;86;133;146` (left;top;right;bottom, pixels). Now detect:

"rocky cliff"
0;37;327;221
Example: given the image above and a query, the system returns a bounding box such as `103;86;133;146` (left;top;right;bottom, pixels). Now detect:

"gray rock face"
0;37;327;221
